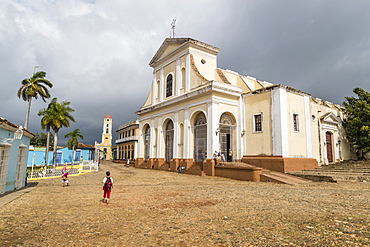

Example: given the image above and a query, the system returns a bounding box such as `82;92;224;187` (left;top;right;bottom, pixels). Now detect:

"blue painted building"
27;143;96;167
0;117;34;194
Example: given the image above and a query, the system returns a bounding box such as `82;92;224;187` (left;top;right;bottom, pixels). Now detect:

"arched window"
165;120;174;162
181;67;186;88
156;80;160;100
144;126;150;160
166;74;173;98
193;112;207;162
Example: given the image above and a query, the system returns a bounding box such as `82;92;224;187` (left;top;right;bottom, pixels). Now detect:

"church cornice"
243;84;311;97
136;81;241;115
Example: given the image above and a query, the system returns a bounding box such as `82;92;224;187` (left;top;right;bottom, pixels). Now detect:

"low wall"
241;156;318;172
135;158;155;169
215;166;262;182
153;158;165;170
134;158;263;182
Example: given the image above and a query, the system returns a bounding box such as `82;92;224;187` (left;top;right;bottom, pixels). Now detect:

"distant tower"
95;114;113;160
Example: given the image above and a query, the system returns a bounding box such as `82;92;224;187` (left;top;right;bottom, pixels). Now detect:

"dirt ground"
0;161;369;247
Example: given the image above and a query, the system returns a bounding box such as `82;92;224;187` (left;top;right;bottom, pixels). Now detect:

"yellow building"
116;119;139;161
135;38;355;172
95;114;113;160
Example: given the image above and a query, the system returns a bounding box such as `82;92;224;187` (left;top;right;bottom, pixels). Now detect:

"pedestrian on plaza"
102;171;113;204
213;151;220;166
61;172;69;186
61;164;67;173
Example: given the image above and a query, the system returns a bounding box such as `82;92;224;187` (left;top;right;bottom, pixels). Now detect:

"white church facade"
135;38;355;173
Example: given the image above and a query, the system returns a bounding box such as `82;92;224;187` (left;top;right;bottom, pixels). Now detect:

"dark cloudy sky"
1;0;370;146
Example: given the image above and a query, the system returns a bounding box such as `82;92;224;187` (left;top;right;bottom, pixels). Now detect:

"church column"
271;87;289;157
175;59;180;96
183;108;190;158
149;118;155;158
159;68;164;102
134;141;138;160
157;116;163;158
173;111;179;158
151;72;156;105
185;53;190;93
207;101;219;158
138;122;144;158
304;95;313;158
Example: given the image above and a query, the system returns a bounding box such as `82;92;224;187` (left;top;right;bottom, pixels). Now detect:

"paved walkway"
0;169;92;207
0;186;36;207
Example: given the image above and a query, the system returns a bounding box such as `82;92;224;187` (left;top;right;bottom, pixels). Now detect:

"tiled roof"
78;143;95;149
0;117;34;137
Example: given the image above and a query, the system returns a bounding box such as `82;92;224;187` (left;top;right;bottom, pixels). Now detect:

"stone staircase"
185;163;206;176
287;160;370;183
261;169;311;185
185;162;310;184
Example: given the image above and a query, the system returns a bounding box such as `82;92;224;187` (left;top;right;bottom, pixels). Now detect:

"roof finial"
170;19;176;38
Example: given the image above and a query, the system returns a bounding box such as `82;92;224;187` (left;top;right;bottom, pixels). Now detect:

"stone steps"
185;164;205;176
287;162;370;182
261;170;311;185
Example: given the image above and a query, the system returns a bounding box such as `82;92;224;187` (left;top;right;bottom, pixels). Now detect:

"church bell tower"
95;114;112;160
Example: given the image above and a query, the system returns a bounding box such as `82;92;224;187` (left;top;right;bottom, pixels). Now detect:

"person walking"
61;163;67;174
61;172;69;186
102;171;113;204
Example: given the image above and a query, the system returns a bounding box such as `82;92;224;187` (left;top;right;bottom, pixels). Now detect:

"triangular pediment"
321;112;341;125
149;38;219;68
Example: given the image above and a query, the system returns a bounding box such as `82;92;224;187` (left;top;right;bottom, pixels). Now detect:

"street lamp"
0;126;24;144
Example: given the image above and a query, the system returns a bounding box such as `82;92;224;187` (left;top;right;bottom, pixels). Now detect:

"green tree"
39;101;56;166
343;87;370;156
30;132;41;146
39;98;75;168
30;132;54;147
17;67;53;129
64;129;84;165
40;132;54;147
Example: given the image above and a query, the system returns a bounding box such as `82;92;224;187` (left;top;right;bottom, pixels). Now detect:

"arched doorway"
325;131;333;163
165;120;174;162
193;112;207;162
219;113;236;162
144;125;150;160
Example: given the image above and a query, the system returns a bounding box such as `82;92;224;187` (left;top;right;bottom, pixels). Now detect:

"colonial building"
0;117;33;194
95;114;113;160
28;143;96;167
115;119;139;161
135;38;354;173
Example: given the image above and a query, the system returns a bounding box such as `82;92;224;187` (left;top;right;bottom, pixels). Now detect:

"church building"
95;114;113;160
135;38;354;173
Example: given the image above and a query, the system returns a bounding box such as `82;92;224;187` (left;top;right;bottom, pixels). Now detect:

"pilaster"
207;101;219;158
304;95;312;157
271;87;288;157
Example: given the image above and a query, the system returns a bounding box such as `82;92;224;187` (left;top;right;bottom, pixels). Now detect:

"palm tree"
39;98;75;168
64;129;84;165
18;67;53;129
38;102;56;167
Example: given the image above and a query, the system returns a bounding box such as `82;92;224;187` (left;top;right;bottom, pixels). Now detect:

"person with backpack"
102;171;113;204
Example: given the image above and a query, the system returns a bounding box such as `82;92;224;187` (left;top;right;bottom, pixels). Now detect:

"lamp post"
31;153;36;178
0;126;24;144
